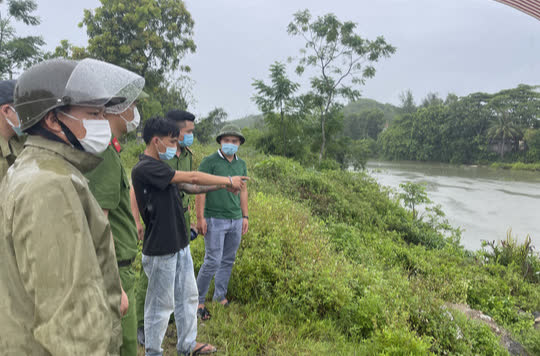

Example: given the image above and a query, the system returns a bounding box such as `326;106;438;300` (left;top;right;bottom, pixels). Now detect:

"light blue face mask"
7;106;24;137
179;133;193;147
158;139;177;160
221;143;238;156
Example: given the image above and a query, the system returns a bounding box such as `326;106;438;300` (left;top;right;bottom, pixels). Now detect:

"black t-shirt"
131;154;188;255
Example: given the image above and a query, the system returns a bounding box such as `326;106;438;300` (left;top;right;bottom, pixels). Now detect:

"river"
366;161;540;251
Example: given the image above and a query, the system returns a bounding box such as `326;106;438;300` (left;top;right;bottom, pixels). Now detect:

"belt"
117;258;134;268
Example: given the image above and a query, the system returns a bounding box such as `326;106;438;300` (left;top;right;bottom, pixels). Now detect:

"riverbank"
491;162;540;172
122;142;540;355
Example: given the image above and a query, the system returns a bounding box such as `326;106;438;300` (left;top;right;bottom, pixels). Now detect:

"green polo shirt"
85;144;138;262
165;146;192;235
198;150;247;220
0;135;24;181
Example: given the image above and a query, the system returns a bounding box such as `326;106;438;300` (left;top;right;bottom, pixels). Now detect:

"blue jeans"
197;218;242;305
142;246;198;356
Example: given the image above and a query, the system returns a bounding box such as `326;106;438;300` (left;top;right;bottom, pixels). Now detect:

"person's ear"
42;111;63;134
0;104;11;117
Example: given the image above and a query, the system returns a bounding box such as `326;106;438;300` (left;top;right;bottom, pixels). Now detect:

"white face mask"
6;106;24;137
120;106;141;133
60;111;111;154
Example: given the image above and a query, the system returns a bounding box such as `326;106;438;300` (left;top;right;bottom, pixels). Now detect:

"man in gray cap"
0;79;24;181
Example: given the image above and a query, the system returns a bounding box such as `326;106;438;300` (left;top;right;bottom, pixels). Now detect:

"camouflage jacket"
0;135;122;355
0;134;24;181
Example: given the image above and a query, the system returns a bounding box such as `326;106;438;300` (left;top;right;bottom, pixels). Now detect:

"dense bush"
481;231;540;284
121;142;539;354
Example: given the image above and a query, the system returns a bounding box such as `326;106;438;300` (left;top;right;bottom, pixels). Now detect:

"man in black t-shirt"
131;118;248;356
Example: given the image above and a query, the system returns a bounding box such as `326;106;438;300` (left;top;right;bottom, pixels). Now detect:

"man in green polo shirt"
85;95;145;356
195;124;249;320
0;80;25;181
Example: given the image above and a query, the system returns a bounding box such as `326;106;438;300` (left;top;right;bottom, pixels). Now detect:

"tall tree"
0;0;43;79
43;40;88;60
487;106;522;159
399;89;416;114
421;92;444;108
488;84;540;129
252;62;300;155
80;0;196;89
287;9;396;164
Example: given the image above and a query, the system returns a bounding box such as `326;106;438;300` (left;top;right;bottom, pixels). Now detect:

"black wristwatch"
242;216;249;220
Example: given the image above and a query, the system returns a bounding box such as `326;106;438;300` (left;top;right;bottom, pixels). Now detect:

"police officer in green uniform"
0;80;25;181
164;110;196;237
0;58;144;355
85;91;146;356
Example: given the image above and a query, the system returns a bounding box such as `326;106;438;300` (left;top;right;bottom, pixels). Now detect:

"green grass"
491;161;540;171
124;140;539;355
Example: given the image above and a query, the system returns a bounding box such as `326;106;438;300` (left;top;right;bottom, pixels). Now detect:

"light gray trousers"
196;217;242;304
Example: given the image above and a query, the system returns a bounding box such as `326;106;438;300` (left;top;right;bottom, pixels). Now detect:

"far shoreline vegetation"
229;83;540;172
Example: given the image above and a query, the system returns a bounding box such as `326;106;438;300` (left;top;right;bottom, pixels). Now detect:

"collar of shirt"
109;137;122;153
0;135;11;158
24;135;103;173
217;149;238;161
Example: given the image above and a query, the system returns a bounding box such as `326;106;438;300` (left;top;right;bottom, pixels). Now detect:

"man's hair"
143;117;180;144
166;110;195;129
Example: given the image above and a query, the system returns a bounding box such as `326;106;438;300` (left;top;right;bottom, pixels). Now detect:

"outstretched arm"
171;170;248;190
177;183;226;195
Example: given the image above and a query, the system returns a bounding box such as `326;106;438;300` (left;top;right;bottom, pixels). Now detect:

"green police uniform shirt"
0;134;24;181
165;146;192;235
198;149;247;220
85;144;138;262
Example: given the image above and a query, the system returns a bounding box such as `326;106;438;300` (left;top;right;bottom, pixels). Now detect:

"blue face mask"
7;106;24;137
221;143;238;156
157;139;177;160
179;133;193;147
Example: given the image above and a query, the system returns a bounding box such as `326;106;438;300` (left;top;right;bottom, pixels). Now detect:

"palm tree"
487;112;522;159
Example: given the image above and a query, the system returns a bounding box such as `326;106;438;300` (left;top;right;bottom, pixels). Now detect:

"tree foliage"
43;39;88;60
399;89;416;114
252;62;300;155
399;181;431;220
379;85;540;164
343;108;384;140
44;0;198;121
81;0;196;88
287;9;396;163
487;109;522;159
0;0;43;79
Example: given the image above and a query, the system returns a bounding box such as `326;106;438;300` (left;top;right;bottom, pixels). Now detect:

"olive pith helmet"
216;124;245;145
15;59;78;130
15;58;145;130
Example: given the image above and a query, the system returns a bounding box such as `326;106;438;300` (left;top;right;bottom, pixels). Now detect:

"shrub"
481;230;540;284
119;140;145;173
361;326;434;355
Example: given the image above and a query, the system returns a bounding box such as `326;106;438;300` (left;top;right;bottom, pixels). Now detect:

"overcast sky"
9;0;540;119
